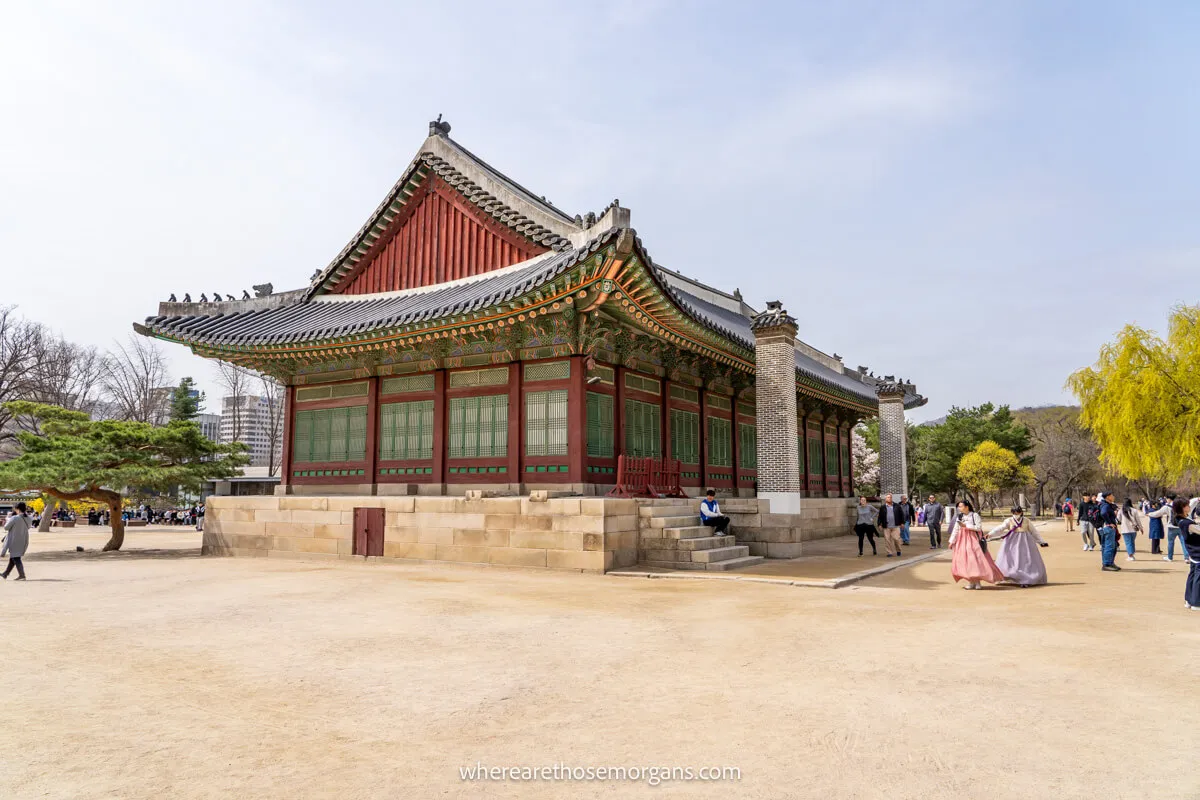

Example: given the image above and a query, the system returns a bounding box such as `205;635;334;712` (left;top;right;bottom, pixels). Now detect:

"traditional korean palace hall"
137;119;924;573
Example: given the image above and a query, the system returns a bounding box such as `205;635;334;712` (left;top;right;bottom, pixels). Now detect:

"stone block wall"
204;495;640;573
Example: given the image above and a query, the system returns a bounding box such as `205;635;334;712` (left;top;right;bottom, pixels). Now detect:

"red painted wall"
338;177;548;295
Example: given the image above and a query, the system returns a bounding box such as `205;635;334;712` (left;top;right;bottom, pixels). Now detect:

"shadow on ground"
28;548;204;562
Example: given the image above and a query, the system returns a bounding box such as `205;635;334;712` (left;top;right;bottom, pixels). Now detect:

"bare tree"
1018;406;1101;512
260;373;285;476
101;336;171;424
214;361;257;445
0;307;42;457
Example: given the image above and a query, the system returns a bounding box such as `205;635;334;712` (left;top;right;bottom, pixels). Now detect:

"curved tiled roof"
145;237;612;348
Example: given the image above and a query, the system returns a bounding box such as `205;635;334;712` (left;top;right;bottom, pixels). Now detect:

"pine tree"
0;401;247;551
169;377;202;422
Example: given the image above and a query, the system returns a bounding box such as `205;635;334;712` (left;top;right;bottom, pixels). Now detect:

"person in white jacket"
1117;499;1144;562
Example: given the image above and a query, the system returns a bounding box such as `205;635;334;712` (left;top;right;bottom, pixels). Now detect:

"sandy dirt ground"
1;519;1196;799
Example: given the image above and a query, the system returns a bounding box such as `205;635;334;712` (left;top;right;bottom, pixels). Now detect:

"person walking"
950;500;1005;589
854;496;878;557
1;501;31;581
923;494;945;549
1062;497;1075;532
1174;499;1200;610
987;505;1049;587
1118;498;1144;561
876;493;905;558
699;490;731;536
1097;491;1121;571
899;496;914;545
1076;493;1097;550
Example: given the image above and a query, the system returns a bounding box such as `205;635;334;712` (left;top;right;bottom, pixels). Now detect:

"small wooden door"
353;507;385;557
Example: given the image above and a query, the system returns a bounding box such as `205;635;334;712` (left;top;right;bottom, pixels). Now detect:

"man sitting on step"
700;489;732;536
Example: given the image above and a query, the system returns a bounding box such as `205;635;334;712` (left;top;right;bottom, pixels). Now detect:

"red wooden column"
699;389;709;489
364;376;380;491
280;384;295;488
843;425;853;498
507;362;522;484
729;390;740;493
432;369;447;491
661;376;672;461
614;365;626;464
821;422;832;497
567;356;587;483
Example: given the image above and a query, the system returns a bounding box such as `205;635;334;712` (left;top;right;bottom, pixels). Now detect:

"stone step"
641;559;708;571
638;535;734;552
690;545;750;563
656;525;712;539
639;504;695;518
648;515;701;529
705;555;765;571
676;534;735;551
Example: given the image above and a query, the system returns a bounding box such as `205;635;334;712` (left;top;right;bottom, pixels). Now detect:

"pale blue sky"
1;0;1196;420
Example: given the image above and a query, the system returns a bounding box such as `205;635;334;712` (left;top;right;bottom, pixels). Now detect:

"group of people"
854;493;947;557
1061;492;1200;568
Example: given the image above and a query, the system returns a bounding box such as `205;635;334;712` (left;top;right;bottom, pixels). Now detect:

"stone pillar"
877;386;908;498
751;301;801;514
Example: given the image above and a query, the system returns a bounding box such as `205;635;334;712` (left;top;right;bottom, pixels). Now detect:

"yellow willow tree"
1067;305;1200;482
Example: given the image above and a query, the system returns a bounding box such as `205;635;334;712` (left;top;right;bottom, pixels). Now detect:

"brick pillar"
877;386;908;497
751;301;801;514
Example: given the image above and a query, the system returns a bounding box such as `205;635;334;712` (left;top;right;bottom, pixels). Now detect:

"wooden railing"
607;456;687;498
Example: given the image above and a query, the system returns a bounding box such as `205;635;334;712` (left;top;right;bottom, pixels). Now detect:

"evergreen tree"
0;401;247;551
169;377;202;422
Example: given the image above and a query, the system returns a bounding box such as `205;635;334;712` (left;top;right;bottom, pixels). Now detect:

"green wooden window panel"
808;436;823;475
588;364;615;385
624;373;661;395
379;400;434;461
707;416;732;467
669;385;699;404
586;392;614;458
738;423;757;469
737;402;756;417
840;443;850;477
826;440;838;475
381;374;434;394
293;406;366;463
525;390;568;457
449;367;509;388
524;361;571;382
624;399;661;458
706;394;731;411
448;395;508;459
670;409;700;464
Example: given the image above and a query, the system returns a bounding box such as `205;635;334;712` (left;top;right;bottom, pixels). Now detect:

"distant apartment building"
220;395;282;473
197;413;221;443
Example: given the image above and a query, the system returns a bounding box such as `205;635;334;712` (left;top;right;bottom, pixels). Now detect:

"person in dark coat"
877;493;907;557
922;495;945;549
1172;499;1200;610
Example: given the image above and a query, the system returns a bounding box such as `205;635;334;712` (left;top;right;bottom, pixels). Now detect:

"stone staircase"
637;502;765;571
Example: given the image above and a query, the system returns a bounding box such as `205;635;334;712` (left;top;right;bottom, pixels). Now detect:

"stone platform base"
205;495;639;573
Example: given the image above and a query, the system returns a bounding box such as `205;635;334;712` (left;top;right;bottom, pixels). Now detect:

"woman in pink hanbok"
949;500;1005;589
